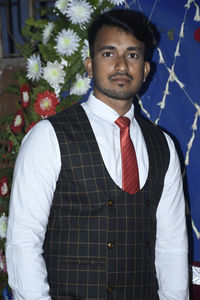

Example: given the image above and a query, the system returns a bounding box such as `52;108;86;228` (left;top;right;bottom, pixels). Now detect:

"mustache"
109;72;133;80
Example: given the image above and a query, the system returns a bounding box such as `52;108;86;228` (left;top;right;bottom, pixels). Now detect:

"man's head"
85;9;156;112
87;9;156;61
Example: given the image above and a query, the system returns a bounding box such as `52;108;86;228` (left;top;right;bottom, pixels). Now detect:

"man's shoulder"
48;102;84;121
135;113;169;148
135;113;161;132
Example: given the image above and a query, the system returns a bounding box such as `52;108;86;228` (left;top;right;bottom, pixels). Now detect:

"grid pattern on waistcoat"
43;104;169;300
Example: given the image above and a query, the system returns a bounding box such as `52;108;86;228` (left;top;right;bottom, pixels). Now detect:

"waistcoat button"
107;242;114;249
145;242;150;248
145;200;150;206
107;287;114;294
108;200;114;206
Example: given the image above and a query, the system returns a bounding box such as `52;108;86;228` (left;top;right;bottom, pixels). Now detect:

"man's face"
85;25;150;106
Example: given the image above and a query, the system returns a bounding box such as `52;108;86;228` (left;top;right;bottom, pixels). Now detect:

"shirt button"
107;242;114;249
107;287;114;294
108;200;114;206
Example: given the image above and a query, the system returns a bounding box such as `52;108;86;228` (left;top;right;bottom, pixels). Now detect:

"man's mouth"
109;73;133;83
111;76;131;83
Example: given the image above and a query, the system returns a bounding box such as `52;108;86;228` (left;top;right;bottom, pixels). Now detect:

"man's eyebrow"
98;45;116;52
97;45;144;53
127;46;144;53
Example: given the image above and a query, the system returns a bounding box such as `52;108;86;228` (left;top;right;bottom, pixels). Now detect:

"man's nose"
115;56;128;72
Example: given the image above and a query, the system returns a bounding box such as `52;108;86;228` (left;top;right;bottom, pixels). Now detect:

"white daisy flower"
55;0;68;15
55;29;80;56
66;0;93;25
109;0;125;6
42;22;55;45
70;73;91;96
81;39;90;62
26;54;42;81
14;114;23;127
60;58;68;67
43;60;66;93
0;213;7;239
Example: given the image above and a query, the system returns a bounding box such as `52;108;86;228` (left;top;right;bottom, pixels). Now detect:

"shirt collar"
85;91;135;125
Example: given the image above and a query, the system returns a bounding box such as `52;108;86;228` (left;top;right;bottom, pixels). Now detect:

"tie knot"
115;116;130;130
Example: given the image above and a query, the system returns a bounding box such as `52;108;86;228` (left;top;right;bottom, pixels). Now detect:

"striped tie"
115;116;140;194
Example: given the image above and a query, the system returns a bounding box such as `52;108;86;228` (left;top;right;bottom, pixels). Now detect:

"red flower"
26;122;38;133
194;27;200;42
10;110;25;134
0;249;7;272
0;177;9;197
34;90;59;118
20;84;30;108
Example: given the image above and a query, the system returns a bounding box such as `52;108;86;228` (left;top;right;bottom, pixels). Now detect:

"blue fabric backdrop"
125;0;200;262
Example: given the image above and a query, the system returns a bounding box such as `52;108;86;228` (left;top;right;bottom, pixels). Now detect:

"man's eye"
129;53;139;59
103;52;113;57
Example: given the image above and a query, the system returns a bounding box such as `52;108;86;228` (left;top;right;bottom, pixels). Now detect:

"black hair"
87;9;157;60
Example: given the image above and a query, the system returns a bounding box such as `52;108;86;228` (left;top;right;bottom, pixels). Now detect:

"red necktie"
115;116;140;194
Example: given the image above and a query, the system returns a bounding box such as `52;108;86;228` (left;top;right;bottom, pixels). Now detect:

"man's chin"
108;91;135;101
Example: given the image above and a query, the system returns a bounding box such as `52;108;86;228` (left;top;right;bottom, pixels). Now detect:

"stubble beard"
93;79;141;101
92;69;142;101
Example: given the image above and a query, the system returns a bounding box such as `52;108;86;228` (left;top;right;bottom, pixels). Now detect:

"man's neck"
93;91;133;116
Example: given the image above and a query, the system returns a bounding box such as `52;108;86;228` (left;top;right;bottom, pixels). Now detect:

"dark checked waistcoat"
43;103;170;300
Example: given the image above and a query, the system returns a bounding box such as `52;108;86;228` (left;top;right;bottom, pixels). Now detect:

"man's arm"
155;133;189;300
6;120;61;300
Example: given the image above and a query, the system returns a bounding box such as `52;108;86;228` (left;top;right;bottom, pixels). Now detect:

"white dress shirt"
6;92;189;300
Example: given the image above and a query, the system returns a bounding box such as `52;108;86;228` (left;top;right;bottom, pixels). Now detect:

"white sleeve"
155;133;189;300
5;120;61;300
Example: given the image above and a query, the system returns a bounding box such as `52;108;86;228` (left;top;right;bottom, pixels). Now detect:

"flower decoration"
0;249;6;273
0;213;7;240
0;0;119;294
0;177;9;197
55;0;68;15
26;122;38;133
81;39;90;62
109;0;125;5
34;90;59;118
70;73;91;95
26;54;42;81
194;27;200;42
60;58;68;67
42;22;55;45
66;0;93;25
7;141;13;153
55;29;80;56
20;84;30;108
10;110;25;134
43;60;66;96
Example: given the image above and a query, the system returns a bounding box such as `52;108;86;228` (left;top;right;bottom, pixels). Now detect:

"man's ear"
143;61;150;82
84;57;93;78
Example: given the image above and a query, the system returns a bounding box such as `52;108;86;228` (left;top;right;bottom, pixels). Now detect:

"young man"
6;9;189;300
